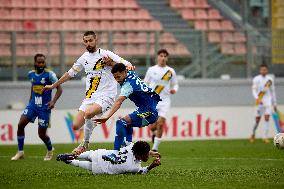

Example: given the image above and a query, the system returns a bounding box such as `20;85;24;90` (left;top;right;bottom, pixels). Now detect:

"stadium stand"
0;0;190;62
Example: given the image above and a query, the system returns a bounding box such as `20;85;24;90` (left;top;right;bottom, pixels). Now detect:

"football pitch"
1;140;284;189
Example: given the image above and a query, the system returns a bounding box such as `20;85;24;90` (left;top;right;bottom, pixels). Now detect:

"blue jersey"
119;71;160;110
28;69;58;110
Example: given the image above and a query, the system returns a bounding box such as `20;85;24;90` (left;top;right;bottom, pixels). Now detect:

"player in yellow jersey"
250;63;277;143
43;31;134;154
144;49;178;151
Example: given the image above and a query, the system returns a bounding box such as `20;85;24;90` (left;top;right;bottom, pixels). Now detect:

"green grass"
1;140;284;189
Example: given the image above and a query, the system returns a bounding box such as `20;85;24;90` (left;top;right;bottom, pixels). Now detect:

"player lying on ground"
144;49;179;152
11;54;62;161
94;63;161;163
42;31;134;155
250;63;277;143
57;141;161;174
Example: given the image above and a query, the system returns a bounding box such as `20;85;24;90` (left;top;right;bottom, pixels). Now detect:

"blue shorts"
22;104;51;128
128;108;158;127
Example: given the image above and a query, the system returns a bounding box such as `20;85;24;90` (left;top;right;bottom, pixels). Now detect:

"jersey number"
116;149;128;164
86;76;101;98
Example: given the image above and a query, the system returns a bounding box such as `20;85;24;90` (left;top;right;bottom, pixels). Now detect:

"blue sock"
125;127;133;143
17;136;25;151
43;137;53;151
114;119;127;150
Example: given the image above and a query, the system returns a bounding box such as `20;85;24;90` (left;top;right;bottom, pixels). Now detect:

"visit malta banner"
1;106;283;144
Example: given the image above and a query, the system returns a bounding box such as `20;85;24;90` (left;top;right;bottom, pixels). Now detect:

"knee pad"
116;119;127;136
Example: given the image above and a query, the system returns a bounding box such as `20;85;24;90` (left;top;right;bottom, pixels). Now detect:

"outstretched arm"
42;72;71;92
94;96;127;123
47;85;63;109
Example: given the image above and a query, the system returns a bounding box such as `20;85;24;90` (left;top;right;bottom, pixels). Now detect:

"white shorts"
156;99;171;118
255;105;272;117
79;96;115;116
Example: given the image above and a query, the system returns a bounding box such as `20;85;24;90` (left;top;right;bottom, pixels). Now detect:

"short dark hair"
260;63;268;68
157;49;169;56
83;31;96;38
132;141;150;157
34;53;45;62
111;63;126;74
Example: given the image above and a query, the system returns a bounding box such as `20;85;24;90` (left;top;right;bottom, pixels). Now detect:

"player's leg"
152;116;166;152
262;106;272;143
37;111;54;160
70;160;92;171
149;123;157;143
11;115;30;160
250;105;263;143
77;150;95;161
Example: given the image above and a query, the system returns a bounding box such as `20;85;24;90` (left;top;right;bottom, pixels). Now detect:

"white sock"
84;119;97;142
152;137;162;151
70;160;92;171
263;121;269;139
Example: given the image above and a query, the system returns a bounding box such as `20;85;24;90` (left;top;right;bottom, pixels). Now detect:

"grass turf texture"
1;140;284;189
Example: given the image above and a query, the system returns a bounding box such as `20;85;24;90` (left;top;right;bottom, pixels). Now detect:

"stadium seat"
208;9;222;19
138;9;151;20
113;0;126;8
169;0;183;8
11;0;24;7
195;9;208;19
124;0;138;8
23;21;36;31
183;0;195;8
195;0;210;8
208;32;221;43
208;20;221;30
100;0;113;8
49;9;62;19
194;20;207;30
234;43;247;55
63;0;76;8
233;32;246;42
62;21;74;30
87;21;100;30
75;0;88;8
37;9;49;19
221;20;234;30
50;0;62;8
10;9;24;19
76;21;87;29
113;9;125;20
221;43;234;55
36;21;49;30
0;46;11;56
160;32;177;43
181;9;195;20
75;9;87;19
37;0;49;8
100;21;112;30
113;32;126;44
0;33;11;44
25;0;37;8
124;20;137;30
1;0;11;7
113;21;125;30
221;32;234;42
100;9;113;20
88;9;100;19
88;0;100;8
63;9;73;19
24;9;37;19
149;20;163;30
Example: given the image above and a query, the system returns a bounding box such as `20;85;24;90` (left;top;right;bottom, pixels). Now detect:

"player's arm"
95;81;133;123
104;50;135;70
252;78;260;104
94;96;127;123
46;71;63;109
137;158;161;174
42;57;84;92
170;69;179;94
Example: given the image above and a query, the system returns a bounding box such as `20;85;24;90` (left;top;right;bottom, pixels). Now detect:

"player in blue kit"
95;63;161;164
11;54;62;161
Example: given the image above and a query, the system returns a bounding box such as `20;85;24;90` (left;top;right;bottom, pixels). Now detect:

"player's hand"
255;98;262;105
47;100;55;109
151;158;161;167
126;64;135;71
103;56;114;66
149;150;161;158
42;84;55;92
170;89;176;94
93;117;109;124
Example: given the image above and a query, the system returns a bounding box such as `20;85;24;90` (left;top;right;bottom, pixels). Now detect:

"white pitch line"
0;156;282;161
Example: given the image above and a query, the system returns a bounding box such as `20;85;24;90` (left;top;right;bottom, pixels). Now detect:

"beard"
86;45;96;53
35;66;45;73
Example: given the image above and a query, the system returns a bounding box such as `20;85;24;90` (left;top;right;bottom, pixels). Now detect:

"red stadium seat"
36;21;49;31
0;46;11;56
113;9;125;20
208;20;221;30
63;9;73;19
124;21;137;30
113;21;125;30
208;9;222;19
195;0;210;8
50;0;62;8
76;21;87;29
138;9;151;20
234;43;247;55
169;0;183;8
0;33;11;44
49;9;62;19
124;0;138;8
160;32;177;43
11;0;24;7
183;0;195;8
233;32;246;42
88;9;100;19
23;21;36;31
100;0;113;8
100;21;112;30
75;0;88;8
181;9;195;20
87;21;100;30
125;9;136;19
149;20;162;30
208;32;221;43
37;9;49;19
24;9;37;19
113;32;126;44
194;20;207;30
1;0;11;7
113;0;125;8
37;0;49;8
25;0;37;8
222;32;234;42
62;21;74;30
100;9;113;20
221;20;234;30
221;43;234;55
88;0;100;8
195;9;208;19
75;9;87;19
10;9;24;19
63;0;76;8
